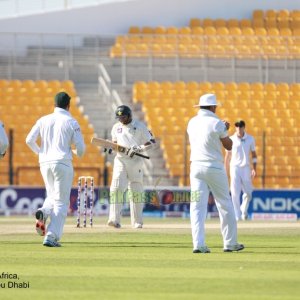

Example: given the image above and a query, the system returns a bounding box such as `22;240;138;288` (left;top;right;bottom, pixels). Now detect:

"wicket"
76;176;94;228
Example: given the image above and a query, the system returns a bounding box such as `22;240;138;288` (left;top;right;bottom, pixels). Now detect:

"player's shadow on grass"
64;241;191;248
1;241;44;245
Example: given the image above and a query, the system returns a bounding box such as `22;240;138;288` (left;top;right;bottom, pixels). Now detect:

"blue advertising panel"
249;190;300;219
0;187;299;219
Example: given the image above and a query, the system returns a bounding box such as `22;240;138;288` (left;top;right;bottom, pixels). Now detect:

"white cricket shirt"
229;132;256;167
26;107;85;163
0;121;9;155
111;119;153;159
187;109;228;168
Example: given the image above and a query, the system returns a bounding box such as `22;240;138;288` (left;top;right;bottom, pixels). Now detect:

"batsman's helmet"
115;105;132;119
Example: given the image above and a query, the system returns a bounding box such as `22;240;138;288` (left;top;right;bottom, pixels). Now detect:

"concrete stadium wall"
0;0;299;35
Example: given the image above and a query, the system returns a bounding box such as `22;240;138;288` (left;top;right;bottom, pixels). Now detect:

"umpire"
187;94;244;253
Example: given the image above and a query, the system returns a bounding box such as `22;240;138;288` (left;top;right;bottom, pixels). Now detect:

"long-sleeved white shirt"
26;107;85;163
0;121;9;156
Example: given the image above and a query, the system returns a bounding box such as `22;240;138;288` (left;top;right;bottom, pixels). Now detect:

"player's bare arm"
251;150;257;178
224;150;232;176
220;136;233;151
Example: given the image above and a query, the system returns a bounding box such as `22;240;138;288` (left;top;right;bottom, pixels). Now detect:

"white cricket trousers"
40;162;74;241
109;156;144;226
190;162;238;249
230;166;253;220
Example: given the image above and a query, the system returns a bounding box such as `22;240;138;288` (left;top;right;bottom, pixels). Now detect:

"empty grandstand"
0;0;299;189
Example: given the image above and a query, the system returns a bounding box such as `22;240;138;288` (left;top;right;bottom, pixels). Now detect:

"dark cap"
55;92;71;108
235;120;246;128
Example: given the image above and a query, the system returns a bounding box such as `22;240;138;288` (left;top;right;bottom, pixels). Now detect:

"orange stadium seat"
0;80;104;186
227;19;239;28
134;80;299;187
189;18;201;28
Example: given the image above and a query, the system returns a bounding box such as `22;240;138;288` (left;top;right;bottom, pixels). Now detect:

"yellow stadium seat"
178;27;191;35
129;26;140;34
8;80;22;89
0;79;8;89
267;28;280;36
229;27;242;35
253;9;264;20
216;27;229;35
290;10;300;30
190;18;201;28
212;82;225;91
166;26;178;35
277;10;290;29
204;26;216;35
255;28;267;36
141;27;153;34
203;18;214;28
191;26;204;35
252;18;265;28
154;26;166;34
279;28;292;36
241;27;254;35
48;80;61;91
110;44;123;58
128;35;141;44
214;19;226;28
239;19;252;28
227;19;239;28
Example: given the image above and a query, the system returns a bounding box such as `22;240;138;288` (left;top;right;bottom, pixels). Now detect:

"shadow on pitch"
64;241;192;248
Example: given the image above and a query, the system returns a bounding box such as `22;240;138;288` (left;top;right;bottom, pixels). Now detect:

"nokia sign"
249;190;300;218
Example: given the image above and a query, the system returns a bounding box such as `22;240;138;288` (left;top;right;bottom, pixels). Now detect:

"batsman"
107;105;156;229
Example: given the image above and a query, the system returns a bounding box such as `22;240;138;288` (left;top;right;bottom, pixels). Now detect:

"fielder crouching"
107;105;156;229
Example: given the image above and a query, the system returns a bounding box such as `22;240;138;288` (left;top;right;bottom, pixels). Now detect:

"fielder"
225;120;257;221
0;120;9;160
187;94;244;253
26;92;85;247
107;105;156;229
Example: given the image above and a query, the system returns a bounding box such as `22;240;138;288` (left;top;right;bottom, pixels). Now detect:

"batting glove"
126;146;144;158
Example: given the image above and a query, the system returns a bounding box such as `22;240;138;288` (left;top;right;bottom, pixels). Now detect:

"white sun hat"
193;93;219;107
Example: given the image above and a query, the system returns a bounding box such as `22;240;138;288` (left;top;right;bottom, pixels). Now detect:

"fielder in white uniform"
107;105;155;229
0;120;9;160
26;92;85;247
187;94;244;253
225;120;257;221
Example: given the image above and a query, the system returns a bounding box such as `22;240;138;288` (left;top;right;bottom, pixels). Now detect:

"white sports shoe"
107;220;121;228
43;237;61;247
224;243;245;252
241;213;248;220
134;223;143;229
193;246;211;253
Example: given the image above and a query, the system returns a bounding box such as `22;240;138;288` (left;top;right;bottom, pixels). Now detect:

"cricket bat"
91;137;150;159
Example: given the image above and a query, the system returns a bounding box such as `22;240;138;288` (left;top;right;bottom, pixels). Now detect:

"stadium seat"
189;18;201;28
227;19;239;28
1;80;104;186
129;26;140;34
203;18;214;28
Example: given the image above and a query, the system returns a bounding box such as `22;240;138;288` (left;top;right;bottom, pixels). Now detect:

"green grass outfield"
0;217;300;300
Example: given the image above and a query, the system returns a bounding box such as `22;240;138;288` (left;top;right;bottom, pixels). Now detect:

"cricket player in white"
225;120;257;221
107;105;155;229
187;94;244;253
0;120;9;160
26;92;85;247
